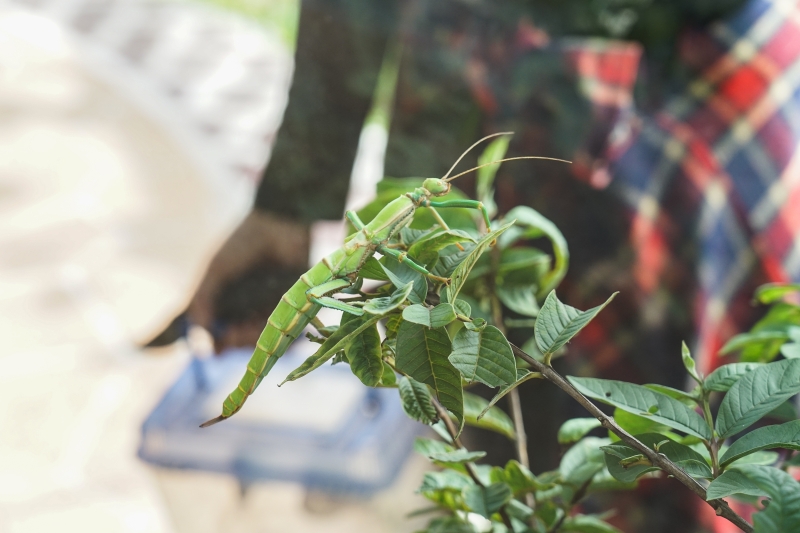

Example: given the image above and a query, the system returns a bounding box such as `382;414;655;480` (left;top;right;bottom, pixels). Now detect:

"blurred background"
0;0;431;531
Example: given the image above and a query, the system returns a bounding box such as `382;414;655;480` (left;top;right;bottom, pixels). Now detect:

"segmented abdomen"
219;261;333;418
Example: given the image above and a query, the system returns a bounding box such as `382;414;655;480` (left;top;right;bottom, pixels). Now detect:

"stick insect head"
422;178;451;197
418;132;515;199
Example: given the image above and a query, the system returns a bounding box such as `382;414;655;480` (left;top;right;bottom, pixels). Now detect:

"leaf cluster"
230;140;800;532
567;285;800;529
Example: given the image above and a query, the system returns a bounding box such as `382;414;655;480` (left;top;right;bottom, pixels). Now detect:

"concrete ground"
0;2;429;532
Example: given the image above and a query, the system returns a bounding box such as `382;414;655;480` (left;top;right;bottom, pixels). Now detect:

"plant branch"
510;344;754;533
428;397;483;490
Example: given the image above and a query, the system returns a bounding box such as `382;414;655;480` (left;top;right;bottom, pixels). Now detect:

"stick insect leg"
345;210;366;230
380;246;450;285
307;278;365;316
429;200;491;233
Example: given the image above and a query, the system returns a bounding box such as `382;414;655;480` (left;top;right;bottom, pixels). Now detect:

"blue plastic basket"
138;345;422;496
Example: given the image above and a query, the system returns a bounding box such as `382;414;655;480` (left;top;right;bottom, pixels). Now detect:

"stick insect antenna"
442;131;514;181
443;156;572;183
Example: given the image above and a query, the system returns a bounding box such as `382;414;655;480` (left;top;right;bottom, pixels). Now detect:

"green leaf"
419;470;474;493
331;351;348;364
360;256;389;280
609;408;670;441
414;437;454;457
535;292;616;356
716;358;800;438
561;514;623;533
428;449;487;463
475;135;510;220
379;361;397;386
463;483;512;518
464;318;487;332
402;303;458;328
504;499;534;523
706;465;800;533
746;304;800;362
497;247;550;279
345;321;383;386
558;418;602;444
706;467;770;500
444;221;514;303
520;335;545;362
399;227;432;246
782;342;800;359
755;283;800;304
463;392;516;440
602;433;711;483
281;315;381;383
398;376;438;424
643;384;699;406
728;450;779;467
395;321;463;429
720;420;800;467
424;517;478;533
381;259;427;305
449;325;517;387
560;437;609;484
767;399;798;421
363;282;414;314
682;341;703;384
501;206;569;295
495;460;546;495
496;284;540;317
454;299;472;319
432;247;473;278
719;331;790;358
588;466;637;492
704;363;764;392
568;377;711;439
477;369;541;420
409;229;476;266
781;326;800;359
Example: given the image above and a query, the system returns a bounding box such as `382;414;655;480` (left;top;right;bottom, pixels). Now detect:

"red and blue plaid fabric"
568;0;800;376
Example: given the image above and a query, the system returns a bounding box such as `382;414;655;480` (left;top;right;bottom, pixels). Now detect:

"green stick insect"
201;132;569;427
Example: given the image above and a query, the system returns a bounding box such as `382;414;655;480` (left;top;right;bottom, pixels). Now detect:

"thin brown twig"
488;247;531;474
509;343;754;533
429;397;479;482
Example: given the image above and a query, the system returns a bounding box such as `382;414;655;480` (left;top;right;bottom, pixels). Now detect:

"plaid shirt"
556;0;800;377
263;0;799;384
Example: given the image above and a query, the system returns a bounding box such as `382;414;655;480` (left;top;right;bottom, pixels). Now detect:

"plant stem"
510;343;754;533
429;396;514;529
509;388;530;468
489;289;531;473
702;393;721;477
488;246;536;512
